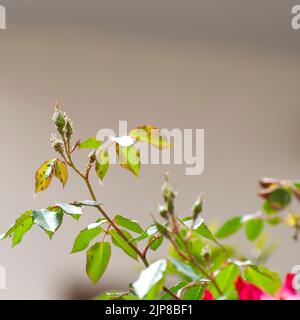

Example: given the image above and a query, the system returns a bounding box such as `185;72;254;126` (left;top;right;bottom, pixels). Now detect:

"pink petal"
202;289;214;300
235;276;265;300
275;273;300;299
281;273;297;295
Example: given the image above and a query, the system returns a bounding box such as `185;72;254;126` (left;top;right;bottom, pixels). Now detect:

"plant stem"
165;228;223;296
64;148;180;300
178;280;209;299
142;235;160;258
181;238;223;296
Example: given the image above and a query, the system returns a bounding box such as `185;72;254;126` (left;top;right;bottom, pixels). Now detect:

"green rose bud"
50;134;64;153
88;150;97;165
192;194;204;220
65;120;73;139
53;104;66;136
158;204;168;219
201;246;211;264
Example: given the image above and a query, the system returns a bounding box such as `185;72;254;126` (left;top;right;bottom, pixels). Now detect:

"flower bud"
259;178;279;189
162;174;176;202
167;199;174;215
154;221;170;239
50;134;64;153
258;189;274;200
88;149;97;165
192;194;204;220
158;204;168;219
202;246;211;264
65;120;74;139
53;104;66;136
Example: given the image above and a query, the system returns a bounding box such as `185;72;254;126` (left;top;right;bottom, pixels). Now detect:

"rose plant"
1;105;300;300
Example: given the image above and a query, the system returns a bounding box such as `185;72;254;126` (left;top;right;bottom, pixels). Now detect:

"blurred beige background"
0;0;300;299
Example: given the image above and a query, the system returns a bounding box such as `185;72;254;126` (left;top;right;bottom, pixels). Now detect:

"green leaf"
0;211;34;246
154;222;168;237
115;215;143;234
74;200;103;207
32;209;63;233
54;160;68;187
34;159;57;193
243;265;282;295
116;144;140;176
54;203;83;221
149;236;164;251
96;150;109;181
146;225;158;236
192;219;221;246
79;137;102;149
294;182;300;190
132;259;167;299
169;257;199;281
210;263;239;298
54;203;83;216
262;201;278;215
246;219;264;241
189;239;205;266
182;285;205;300
1;211;32;239
69;214;81;221
267;217;281;226
87;219;107;229
71;226;104;253
86;242;111;284
268;188;292;210
12;217;34;247
131;225;158;243
215;217;243;239
109;229;138;260
210;245;236;272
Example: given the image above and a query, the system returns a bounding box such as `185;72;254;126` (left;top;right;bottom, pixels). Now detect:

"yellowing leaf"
54;160;68;187
129;126;151;143
35;159;57;193
35;158;68;193
285;213;299;227
95;150;110;181
130;125;171;149
116;144;140;177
